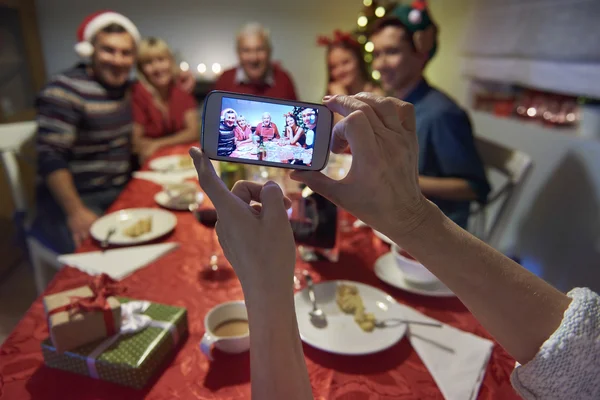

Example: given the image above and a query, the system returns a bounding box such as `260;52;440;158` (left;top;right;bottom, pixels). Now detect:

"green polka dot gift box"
41;298;188;389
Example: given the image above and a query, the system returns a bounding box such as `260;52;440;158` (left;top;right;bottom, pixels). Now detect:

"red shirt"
255;123;280;140
234;125;252;141
214;63;298;100
132;82;197;138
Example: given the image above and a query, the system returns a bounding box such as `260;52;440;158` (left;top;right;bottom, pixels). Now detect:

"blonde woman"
132;37;198;162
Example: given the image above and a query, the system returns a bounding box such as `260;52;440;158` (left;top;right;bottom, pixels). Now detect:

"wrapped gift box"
43;284;122;354
41;298;188;389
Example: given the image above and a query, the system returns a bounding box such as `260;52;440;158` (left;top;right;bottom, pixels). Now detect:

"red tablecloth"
0;145;520;400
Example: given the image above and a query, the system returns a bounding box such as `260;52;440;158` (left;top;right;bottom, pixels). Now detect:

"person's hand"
189;147;294;300
67;206;98;247
328;82;347;96
177;70;196;94
291;93;432;241
137;139;161;163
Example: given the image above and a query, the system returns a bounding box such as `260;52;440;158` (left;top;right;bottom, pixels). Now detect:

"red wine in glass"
197;209;218;229
191;207;224;278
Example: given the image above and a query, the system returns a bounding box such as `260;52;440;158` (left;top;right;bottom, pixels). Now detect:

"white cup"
200;301;249;361
391;244;439;285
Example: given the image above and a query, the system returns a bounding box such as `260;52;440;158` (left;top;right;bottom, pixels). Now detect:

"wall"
426;0;600;292
34;0;362;102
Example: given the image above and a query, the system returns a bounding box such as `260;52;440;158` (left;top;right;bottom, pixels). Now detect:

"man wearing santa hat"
369;1;490;230
32;11;140;254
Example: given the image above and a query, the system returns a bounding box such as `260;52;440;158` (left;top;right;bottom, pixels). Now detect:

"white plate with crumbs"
149;155;194;172
90;208;177;245
294;280;406;355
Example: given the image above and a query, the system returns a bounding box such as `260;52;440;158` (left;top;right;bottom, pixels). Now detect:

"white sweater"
511;288;600;399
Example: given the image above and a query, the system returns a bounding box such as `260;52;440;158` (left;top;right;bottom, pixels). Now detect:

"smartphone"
201;91;333;171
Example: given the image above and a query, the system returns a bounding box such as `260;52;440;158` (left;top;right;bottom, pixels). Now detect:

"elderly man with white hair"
255;112;280;141
215;22;298;100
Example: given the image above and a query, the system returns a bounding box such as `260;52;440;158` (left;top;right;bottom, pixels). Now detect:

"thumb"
259;181;288;219
289;171;342;204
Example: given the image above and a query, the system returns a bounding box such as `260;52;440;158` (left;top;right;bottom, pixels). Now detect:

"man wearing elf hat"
32;11;140;254
370;1;490;229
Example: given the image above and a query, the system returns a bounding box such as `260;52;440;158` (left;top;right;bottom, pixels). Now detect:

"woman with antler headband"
318;30;384;98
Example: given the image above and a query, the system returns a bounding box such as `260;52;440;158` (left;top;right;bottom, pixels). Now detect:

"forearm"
153;128;197;148
245;291;312;400
419;176;478;201
395;202;572;364
46;169;85;213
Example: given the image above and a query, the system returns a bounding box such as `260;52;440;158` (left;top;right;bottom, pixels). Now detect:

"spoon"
305;274;327;328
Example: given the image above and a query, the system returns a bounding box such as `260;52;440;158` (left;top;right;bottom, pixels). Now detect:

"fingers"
330;110;378;158
324;95;384;131
353;93;402;130
259;181;288;220
289;171;345;206
189;147;234;210
232;180;292;209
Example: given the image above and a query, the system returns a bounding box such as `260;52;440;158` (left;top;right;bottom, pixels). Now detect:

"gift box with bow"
43;274;123;353
41;298;188;389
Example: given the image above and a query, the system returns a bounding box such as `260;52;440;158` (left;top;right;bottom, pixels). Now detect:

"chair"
0;121;62;294
468;136;533;250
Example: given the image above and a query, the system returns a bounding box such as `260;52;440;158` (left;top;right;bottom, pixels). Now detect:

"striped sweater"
36;63;132;194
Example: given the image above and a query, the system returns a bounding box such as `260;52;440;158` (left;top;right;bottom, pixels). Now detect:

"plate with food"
149;155;194;172
90;208;177;245
294;280;407;355
154;182;204;211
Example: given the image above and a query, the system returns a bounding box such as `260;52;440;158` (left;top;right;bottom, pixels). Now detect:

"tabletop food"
336;283;376;332
122;217;153;238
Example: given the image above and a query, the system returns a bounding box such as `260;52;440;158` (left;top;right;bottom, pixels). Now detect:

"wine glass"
189;205;226;280
288;192;319;289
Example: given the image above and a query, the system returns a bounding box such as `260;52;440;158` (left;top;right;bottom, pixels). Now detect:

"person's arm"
292;93;571;366
138;109;199;161
398;202;571;364
422;110;490;202
36;84;98;246
190;149;312;399
419;176;478;200
290;127;305;145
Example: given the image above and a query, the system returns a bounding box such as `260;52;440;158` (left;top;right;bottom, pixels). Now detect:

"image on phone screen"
217;96;319;167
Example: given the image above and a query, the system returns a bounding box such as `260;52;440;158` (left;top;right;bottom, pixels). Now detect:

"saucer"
374;252;455;298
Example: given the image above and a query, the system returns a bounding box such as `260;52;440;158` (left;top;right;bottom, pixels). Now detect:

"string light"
363;0;372;6
364;41;374;52
179;61;189;72
358;35;367;44
375;6;386;17
372;70;381;80
197;63;206;74
364;53;373;63
212;63;222;74
357;15;368;27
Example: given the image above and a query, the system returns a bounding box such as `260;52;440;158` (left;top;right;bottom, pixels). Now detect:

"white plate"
373;229;395;245
154;191;204;211
294;280;407;355
374;252;455;297
90;208;177;245
149;155;194;172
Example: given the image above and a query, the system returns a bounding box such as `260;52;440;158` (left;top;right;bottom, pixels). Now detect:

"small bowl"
391;245;439;285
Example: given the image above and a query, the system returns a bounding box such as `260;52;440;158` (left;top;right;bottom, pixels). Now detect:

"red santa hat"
74;11;140;58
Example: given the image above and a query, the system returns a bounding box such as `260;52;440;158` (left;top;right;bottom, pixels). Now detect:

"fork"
101;227;116;250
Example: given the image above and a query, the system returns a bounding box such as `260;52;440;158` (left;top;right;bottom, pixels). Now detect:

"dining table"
0;144;521;400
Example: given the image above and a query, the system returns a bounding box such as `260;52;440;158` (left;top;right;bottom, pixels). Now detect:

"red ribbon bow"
48;274;124;336
317;30;360;48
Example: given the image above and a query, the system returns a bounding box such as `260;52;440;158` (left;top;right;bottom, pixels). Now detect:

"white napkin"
399;304;494;400
57;242;179;280
133;170;197;185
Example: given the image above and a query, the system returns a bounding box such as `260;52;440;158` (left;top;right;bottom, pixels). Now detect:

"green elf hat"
390;0;438;59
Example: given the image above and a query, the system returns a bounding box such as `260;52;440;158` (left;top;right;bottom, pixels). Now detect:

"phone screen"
217;96;319;167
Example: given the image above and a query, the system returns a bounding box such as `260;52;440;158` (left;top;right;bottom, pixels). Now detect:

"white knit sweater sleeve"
510;287;600;399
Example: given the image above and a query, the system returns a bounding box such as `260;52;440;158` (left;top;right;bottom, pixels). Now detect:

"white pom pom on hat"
74;10;140;59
